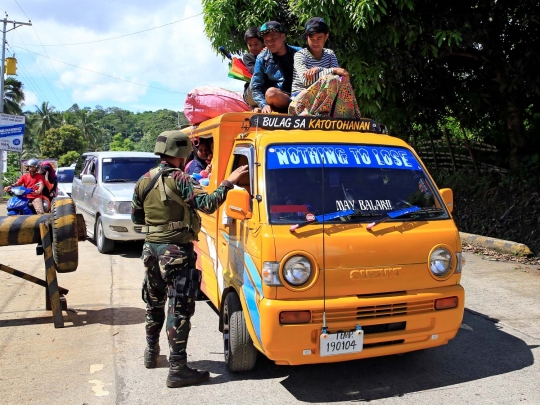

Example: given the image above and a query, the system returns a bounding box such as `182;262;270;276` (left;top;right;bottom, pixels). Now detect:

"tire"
223;292;257;372
51;197;79;273
95;216;115;254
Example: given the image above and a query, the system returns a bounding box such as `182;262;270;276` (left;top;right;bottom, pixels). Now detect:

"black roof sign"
249;114;381;133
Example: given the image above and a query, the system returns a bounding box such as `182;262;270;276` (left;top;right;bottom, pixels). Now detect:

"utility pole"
0;15;32;197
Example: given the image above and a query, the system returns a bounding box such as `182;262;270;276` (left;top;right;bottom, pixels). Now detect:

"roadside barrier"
0;197;85;328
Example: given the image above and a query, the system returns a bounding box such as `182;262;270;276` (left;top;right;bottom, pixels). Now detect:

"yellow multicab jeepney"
183;113;464;371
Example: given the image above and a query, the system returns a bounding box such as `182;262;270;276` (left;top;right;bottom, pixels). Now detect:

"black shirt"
273;48;295;94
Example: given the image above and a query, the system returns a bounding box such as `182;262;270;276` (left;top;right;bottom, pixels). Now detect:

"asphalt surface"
0;204;539;404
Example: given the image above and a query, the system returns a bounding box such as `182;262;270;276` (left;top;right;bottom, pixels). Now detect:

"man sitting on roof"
250;21;301;114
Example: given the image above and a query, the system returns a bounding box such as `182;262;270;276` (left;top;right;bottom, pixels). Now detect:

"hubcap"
97;221;103;249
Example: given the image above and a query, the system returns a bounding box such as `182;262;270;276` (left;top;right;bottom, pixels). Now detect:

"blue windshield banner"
267;144;422;170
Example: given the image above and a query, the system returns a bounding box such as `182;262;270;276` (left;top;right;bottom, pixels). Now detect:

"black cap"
260;21;284;36
304;17;329;36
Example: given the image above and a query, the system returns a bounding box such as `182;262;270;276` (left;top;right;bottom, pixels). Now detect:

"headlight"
106;201;132;214
283;256;311;286
429;248;452;277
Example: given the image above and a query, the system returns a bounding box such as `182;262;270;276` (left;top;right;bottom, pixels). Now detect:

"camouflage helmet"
154;130;191;158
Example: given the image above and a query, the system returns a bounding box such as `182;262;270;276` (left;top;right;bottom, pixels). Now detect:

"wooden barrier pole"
39;222;64;328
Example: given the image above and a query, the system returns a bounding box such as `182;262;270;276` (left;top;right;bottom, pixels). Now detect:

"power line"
13;45;188;94
15;58;48;103
14;0;74;106
12;13;203;47
14;31;65;109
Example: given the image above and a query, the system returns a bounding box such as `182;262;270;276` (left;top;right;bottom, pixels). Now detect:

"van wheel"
223;292;257;372
96;216;115;254
51;197;79;273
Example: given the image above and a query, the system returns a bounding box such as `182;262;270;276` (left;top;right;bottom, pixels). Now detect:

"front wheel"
223;292;257;372
96;216;115;254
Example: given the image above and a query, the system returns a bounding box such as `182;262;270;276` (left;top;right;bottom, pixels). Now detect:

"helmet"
26;158;39;168
154;130;191;158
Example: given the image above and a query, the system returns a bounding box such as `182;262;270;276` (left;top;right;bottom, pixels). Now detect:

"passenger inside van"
186;138;213;175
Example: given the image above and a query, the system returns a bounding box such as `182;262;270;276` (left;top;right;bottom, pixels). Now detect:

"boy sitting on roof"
289;17;361;119
250;21;301;114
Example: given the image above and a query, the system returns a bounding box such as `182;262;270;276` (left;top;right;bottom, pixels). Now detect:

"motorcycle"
6;186;50;216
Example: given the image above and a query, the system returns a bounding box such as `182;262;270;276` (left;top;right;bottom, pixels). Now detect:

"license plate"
320;330;364;357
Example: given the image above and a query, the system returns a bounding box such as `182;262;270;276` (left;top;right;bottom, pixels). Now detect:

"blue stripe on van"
242;271;262;344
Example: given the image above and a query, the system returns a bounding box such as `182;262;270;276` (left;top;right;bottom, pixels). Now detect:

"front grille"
364;339;405;349
311;299;435;323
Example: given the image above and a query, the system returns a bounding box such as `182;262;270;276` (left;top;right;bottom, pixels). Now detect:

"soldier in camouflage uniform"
132;130;248;388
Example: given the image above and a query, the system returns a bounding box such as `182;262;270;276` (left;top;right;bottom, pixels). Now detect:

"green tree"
3;77;25;115
109;133;136;151
202;0;540;170
58;151;80;167
76;110;103;150
40;124;85;159
33;101;60;139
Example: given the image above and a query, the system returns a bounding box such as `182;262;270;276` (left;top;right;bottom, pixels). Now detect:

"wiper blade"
366;206;421;231
290;209;355;233
104;179;131;183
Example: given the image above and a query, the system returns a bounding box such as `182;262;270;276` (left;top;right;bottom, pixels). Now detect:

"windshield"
101;157;159;182
57;169;74;183
266;144;449;224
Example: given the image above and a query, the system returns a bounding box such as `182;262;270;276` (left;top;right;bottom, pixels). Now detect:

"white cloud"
22;90;38;108
8;0;244;112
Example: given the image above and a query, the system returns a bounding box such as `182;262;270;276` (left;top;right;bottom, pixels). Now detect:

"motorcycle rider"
3;158;47;214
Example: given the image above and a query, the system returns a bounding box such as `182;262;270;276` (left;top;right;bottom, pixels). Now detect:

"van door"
80;156;98;234
216;146;259;310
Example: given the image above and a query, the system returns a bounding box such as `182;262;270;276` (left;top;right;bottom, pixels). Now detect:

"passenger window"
75;156;89;178
232;154;251;195
81;158;93;176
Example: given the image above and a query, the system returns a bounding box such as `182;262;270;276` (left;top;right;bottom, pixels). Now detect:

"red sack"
183;86;250;125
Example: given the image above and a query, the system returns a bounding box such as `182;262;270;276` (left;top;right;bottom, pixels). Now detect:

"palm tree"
3;77;25;115
33;101;59;139
76;110;102;150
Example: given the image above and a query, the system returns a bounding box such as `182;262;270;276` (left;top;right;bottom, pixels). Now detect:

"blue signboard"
0;113;25;152
267;144;422;170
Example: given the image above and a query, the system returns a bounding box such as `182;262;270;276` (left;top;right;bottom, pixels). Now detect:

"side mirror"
439;188;453;213
81;174;96;186
225;188;252;220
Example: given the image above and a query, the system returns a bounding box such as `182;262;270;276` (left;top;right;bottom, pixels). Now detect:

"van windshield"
102;157;159;182
265;144;449;224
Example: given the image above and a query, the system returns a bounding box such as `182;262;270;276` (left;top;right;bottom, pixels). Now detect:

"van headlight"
107;201;132;214
283;256;311;286
429;248;452;277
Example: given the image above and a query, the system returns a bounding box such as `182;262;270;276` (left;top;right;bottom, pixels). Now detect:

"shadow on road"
190;310;535;402
0;306;145;328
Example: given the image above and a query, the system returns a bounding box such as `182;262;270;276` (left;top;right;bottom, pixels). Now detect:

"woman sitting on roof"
289;17;361;119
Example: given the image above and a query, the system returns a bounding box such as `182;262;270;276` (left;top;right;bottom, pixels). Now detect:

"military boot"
144;336;160;369
166;355;210;388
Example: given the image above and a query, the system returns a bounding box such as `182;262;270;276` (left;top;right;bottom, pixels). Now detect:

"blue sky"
0;0;245;113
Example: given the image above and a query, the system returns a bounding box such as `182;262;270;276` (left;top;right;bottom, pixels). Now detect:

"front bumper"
101;213;145;241
258;285;465;365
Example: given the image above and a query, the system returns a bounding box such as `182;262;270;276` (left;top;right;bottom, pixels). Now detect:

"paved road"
1;208;539;404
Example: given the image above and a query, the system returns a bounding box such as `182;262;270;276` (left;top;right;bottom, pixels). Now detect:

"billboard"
0;113;25;152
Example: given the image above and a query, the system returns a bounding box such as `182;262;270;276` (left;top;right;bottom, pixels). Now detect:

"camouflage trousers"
141;241;199;359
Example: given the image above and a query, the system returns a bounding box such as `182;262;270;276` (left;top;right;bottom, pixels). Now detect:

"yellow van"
183;113;464;371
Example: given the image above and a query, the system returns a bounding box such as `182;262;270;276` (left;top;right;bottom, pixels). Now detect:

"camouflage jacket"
132;162;233;244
